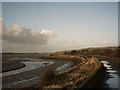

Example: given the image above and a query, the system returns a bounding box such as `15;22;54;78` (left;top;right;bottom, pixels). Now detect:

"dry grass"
33;56;101;89
33;64;56;88
95;55;120;63
41;54;83;65
64;47;119;58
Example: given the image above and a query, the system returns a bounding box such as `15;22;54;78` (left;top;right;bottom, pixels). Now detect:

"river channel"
2;58;74;88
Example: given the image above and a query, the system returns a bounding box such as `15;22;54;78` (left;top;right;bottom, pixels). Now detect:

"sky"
2;2;118;53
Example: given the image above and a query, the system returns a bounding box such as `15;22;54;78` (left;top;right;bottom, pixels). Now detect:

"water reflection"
3;58;74;88
106;70;117;73
107;67;112;70
100;60;119;88
2;61;54;77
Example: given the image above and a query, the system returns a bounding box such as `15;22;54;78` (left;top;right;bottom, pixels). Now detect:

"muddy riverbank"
2;57;73;88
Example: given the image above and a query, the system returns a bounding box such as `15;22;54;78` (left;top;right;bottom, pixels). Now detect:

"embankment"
81;57;105;88
33;55;103;88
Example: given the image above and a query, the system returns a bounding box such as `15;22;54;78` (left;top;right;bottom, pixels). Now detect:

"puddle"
107;67;112;70
99;59;119;89
107;74;118;88
103;64;112;68
106;70;117;73
109;73;118;78
101;61;109;64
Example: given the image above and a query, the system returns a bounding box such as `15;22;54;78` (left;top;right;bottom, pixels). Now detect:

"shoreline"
3;54;118;89
32;55;102;88
2;62;26;73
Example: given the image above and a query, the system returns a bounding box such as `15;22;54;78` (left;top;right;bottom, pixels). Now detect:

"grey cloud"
3;24;55;45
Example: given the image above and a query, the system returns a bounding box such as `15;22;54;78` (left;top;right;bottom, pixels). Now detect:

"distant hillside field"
62;47;118;57
52;46;119;63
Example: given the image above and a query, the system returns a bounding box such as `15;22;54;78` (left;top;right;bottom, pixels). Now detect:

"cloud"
48;40;81;51
99;40;110;45
40;29;55;38
3;24;55;45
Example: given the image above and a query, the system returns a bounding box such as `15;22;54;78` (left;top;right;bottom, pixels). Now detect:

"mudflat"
2;53;48;72
2;53;68;88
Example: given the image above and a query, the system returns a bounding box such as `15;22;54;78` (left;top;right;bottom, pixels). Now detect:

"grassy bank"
40;54;83;65
30;55;101;89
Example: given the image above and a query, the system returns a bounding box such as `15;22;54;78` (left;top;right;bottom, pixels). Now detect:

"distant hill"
53;46;119;58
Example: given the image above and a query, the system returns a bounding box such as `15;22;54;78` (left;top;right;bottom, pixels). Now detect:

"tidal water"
96;56;119;89
2;58;73;88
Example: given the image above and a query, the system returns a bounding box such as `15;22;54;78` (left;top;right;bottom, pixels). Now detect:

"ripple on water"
106;70;117;73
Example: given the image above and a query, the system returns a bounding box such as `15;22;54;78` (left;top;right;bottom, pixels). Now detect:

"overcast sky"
2;2;118;53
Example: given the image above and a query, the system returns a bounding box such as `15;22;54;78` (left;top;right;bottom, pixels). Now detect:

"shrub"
34;64;56;88
70;50;77;55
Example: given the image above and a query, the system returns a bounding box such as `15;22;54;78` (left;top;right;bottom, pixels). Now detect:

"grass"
40;54;83;65
32;56;101;89
32;64;56;88
64;46;118;57
63;47;119;64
